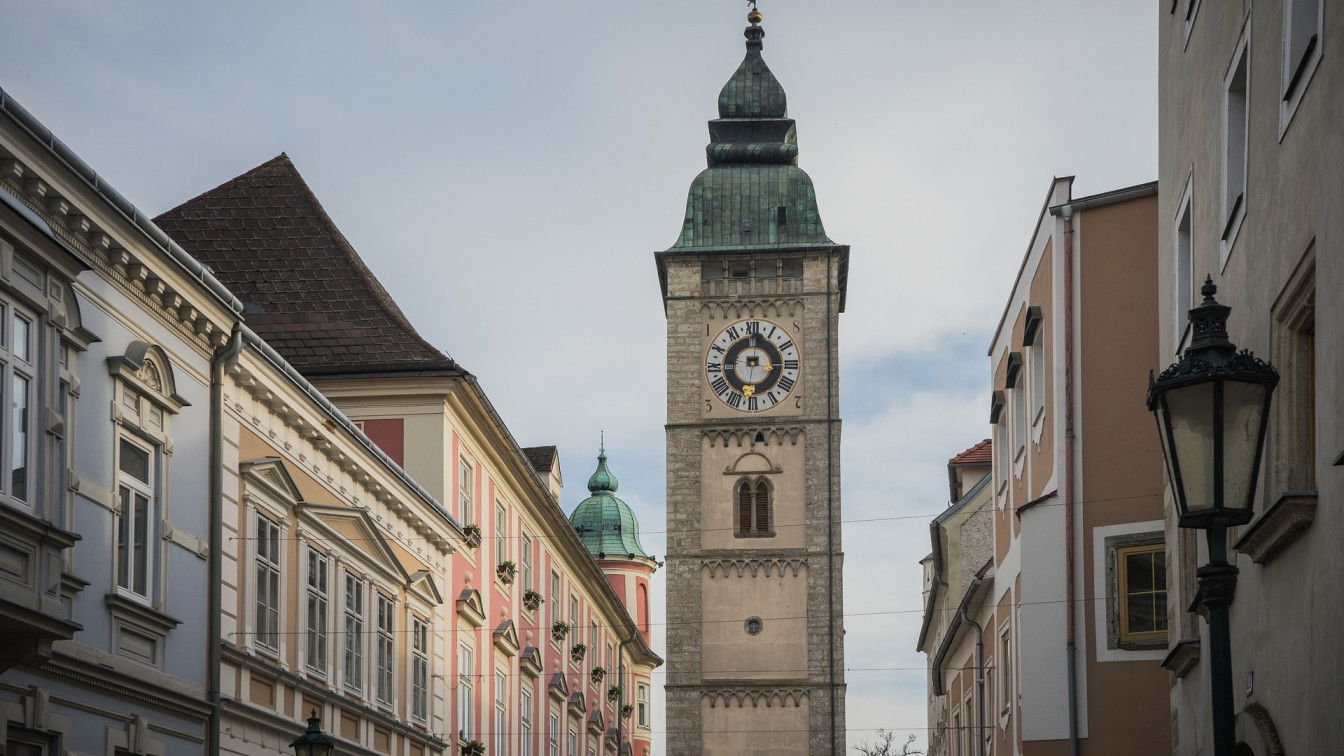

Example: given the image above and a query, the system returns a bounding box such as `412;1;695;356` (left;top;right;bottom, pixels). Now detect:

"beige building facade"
1158;2;1342;753
922;178;1171;756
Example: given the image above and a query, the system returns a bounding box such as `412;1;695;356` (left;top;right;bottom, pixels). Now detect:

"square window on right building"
1105;533;1168;650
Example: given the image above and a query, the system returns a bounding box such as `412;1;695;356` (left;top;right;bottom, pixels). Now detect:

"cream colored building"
1158;2;1342;753
923;178;1170;756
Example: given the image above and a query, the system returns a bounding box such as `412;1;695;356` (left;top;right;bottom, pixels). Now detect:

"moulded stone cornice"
39;645;210;720
700;687;811;709
702;426;804;447
699;297;806;320
0;146;234;353
699;557;808;579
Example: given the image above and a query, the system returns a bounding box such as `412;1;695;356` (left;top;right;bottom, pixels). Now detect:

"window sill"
1232;491;1317;564
1161;637;1200;679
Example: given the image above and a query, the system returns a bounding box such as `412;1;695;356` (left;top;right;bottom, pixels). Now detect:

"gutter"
0;86;244;318
931;577;987;696
208;323;244;755
961;610;987;756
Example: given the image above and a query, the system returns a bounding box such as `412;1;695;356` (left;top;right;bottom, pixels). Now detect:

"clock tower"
655;10;848;755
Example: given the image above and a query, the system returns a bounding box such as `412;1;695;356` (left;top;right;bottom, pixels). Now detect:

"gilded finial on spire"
747;1;762;25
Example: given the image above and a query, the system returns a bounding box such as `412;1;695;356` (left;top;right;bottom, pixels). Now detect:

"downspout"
1059;204;1081;756
825;249;838;754
961;610;986;756
208;323;243;753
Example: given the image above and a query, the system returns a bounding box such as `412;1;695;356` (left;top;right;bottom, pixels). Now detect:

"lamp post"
1147;277;1277;756
290;708;335;756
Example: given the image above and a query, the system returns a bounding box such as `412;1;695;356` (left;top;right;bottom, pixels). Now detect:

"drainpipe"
208;323;243;753
961;610;986;756
1059;204;1081;756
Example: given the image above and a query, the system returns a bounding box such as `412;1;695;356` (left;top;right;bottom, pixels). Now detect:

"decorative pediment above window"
295;502;410;585
548;671;570;702
587;709;605;736
241;458;304;506
107;341;189;413
520;645;544;678
990;390;1005;423
1005;351;1023;389
493;619;520;657
1022;305;1043;346
406;569;443;606
52;281;98;349
724;451;780;475
568;691;586;717
605;727;619;746
456;588;486;627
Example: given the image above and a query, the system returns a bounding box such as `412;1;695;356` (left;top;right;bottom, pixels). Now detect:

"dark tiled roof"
949;439;992;466
154;154;462;377
522;445;557;474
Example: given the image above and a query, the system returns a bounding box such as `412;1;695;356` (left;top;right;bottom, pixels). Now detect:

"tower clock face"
705;319;800;412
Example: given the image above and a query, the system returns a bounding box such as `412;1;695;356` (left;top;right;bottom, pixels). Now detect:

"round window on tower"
744;617;763;636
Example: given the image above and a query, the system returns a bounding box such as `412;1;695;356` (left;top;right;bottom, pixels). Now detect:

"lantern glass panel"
1222;380;1270;512
1165;381;1216;515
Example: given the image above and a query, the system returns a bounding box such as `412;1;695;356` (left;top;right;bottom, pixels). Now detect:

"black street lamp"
1147;277;1277;756
290;708;335;756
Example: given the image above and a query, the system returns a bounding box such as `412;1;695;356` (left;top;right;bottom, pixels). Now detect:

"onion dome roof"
569;442;650;561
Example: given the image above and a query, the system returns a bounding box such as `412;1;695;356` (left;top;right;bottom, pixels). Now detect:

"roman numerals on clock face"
705;318;800;412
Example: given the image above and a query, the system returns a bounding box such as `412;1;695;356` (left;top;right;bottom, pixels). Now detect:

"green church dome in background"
569;440;651;561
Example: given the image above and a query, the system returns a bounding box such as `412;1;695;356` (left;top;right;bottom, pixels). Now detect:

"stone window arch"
735;476;773;537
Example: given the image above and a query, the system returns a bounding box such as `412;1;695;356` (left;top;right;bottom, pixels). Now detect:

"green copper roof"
569;443;651;561
667;17;833;252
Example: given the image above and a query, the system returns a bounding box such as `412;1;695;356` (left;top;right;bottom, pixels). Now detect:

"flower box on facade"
551;621;570;643
461;739;485;756
590;666;606;684
462;523;482;549
620;704;633;719
570;643;587;663
496;560;517;584
522;589;544;612
607;685;622;702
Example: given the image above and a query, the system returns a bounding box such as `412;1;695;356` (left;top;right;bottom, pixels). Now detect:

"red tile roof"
948;439;992;466
154;154;462;377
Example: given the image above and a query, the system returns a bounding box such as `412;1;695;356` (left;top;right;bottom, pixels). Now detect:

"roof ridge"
155;153;292;220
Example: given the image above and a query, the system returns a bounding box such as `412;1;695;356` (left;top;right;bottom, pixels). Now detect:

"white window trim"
114;435;159;604
1220;27;1250;266
520;680;535;756
997;623;1013;723
458;642;475;738
303;545;330;677
374;591;396;708
636;682;651;729
1172;175;1195;355
495;668;509;756
253;512;283;657
342;571;368;697
1279;0;1324;138
409;612;431;724
459;457;475;525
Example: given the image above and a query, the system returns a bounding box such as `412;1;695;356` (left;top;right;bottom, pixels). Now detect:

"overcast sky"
2;1;1157;751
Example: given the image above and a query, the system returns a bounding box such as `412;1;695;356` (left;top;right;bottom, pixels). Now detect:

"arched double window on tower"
735;477;773;537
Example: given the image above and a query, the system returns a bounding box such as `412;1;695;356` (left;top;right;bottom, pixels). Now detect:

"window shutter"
755;481;771;533
737;481;752;533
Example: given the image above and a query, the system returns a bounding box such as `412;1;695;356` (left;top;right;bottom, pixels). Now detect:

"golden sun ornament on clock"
705;319;799;412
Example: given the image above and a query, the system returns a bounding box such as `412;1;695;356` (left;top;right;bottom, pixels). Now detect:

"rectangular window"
521;533;534;593
9;310;32;503
459;458;474;525
343;573;365;694
521;682;534;756
780;258;803;278
1174;183;1194;350
495;671;508;756
1222;35;1248;252
547;711;559;756
551;571;561;636
752;259;777;278
458;644;474;737
1011;386;1026;458
727;260;751;279
1271;266;1316;494
375;593;395;706
569;594;578;625
567;727;576;755
116;438;155;598
411;616;429;722
496;502;508;564
998;626;1012;715
993;423;1007;492
700;261;723;281
637;682;650;727
951;711;961;756
306;550;329;675
1283;0;1322;102
1118;543;1169;643
254;513;281;654
1029;335;1045;429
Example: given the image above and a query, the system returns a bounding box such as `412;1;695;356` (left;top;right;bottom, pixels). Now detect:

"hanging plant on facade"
551;621;570;642
607;684;623;702
461;740;486;756
522;589;544;611
462;523;482;549
590;666;606;683
570;643;587;663
496;560;517;584
620;704;634;719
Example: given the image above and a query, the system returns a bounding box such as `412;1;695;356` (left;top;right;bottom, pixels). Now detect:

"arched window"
735;478;772;537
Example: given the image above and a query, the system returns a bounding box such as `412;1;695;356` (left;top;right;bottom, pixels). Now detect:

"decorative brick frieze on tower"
655;10;848;754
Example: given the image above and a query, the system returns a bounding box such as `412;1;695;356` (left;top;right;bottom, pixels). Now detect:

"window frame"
459;457;474;525
410;614;430;723
305;547;330;676
1280;0;1324;135
496;501;509;565
734;476;774;537
458;642;475;738
495;669;509;756
342;572;367;696
521;532;534;594
636;682;650;729
997;624;1012;719
114;434;158;602
1109;537;1169;648
1173;176;1195;353
1220;28;1250;263
253;512;283;656
374;591;396;708
521;680;535;756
